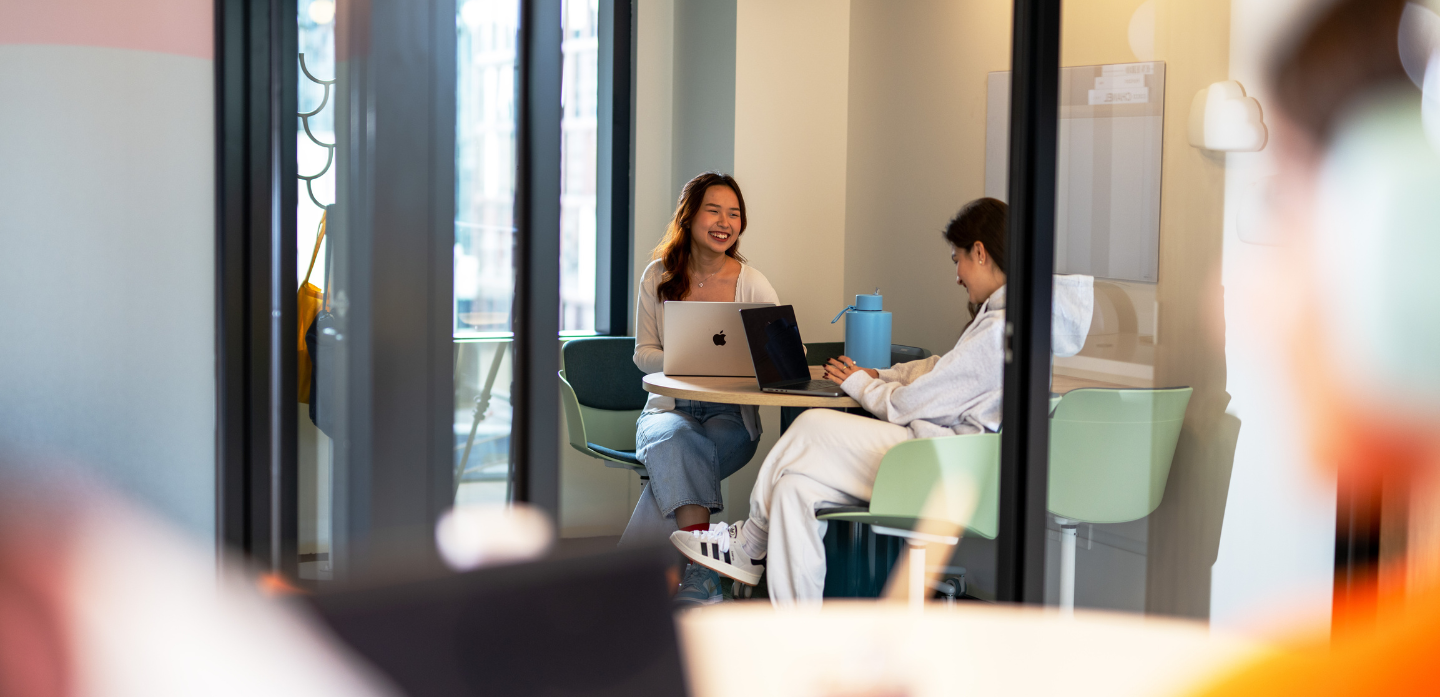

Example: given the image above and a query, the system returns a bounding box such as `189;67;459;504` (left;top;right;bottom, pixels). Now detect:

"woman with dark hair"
625;172;780;606
669;198;1094;605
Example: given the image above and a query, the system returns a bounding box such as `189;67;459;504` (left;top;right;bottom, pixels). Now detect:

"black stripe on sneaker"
723;550;731;564
711;546;721;561
700;542;708;556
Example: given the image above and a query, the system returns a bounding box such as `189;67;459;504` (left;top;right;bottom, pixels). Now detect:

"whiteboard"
985;62;1165;284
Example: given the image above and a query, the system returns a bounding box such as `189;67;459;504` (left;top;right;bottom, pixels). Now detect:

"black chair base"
821;519;902;598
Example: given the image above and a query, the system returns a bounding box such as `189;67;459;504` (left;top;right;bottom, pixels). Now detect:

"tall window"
560;0;599;333
298;0;335;287
455;0;519;337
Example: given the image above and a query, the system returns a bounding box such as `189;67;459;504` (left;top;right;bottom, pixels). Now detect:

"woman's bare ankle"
674;504;710;531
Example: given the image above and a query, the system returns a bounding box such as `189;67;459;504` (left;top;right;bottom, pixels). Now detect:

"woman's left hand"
824;356;879;384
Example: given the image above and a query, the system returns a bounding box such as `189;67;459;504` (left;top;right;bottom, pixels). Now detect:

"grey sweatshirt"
839;275;1095;439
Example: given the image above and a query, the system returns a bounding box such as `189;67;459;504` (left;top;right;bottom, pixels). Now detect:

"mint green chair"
819;434;1001;606
817;387;1190;608
558;337;649;477
1048;387;1191;614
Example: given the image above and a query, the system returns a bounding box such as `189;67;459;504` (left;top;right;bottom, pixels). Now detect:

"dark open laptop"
306;546;687;697
739;305;847;397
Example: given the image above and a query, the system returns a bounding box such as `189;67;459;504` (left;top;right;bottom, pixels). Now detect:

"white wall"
734;0;851;345
632;0;677;293
0;34;215;549
671;0;736;196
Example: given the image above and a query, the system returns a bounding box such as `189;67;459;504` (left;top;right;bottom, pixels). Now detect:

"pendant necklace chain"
695;262;723;288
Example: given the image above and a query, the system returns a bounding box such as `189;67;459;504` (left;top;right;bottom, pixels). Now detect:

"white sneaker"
670;522;764;586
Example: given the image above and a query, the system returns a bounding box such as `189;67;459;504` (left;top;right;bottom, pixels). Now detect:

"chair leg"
908;541;926;612
1059;518;1077;616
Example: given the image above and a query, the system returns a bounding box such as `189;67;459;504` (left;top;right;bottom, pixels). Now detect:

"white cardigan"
633;259;780;440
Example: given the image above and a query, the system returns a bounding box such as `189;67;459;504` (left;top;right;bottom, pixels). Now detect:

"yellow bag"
298;213;327;404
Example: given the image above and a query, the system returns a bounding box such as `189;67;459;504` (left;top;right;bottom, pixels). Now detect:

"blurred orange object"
258;572;307;597
1190;581;1440;695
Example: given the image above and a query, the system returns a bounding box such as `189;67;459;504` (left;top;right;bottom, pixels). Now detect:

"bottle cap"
855;292;883;311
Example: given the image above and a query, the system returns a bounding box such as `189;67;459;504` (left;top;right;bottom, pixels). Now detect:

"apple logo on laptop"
713;330;726;347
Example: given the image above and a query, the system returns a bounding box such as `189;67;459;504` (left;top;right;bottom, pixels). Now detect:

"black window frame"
595;0;635;337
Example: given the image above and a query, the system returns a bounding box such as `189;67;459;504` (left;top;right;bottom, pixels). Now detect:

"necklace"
694;263;723;288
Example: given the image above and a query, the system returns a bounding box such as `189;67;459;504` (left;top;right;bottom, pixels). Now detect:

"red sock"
679;523;708;533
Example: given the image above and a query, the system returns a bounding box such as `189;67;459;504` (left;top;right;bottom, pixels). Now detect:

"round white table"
642;366;859;409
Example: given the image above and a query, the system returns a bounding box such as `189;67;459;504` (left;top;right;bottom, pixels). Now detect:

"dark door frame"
510;0;564;516
996;0;1062;605
596;0;636;338
215;0;299;580
327;0;460;579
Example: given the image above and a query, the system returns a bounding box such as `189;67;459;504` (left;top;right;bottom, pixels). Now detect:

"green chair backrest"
562;337;649;410
559;337;647;453
1047;387;1192;523
868;433;1001;539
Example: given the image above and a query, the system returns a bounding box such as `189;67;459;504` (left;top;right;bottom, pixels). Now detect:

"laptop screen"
740;305;811;385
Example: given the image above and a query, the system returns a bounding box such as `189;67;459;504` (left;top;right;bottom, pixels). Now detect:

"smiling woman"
652;171;751;303
626;171;782;606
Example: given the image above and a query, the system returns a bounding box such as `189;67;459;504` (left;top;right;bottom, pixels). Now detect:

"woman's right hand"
823;356;879;384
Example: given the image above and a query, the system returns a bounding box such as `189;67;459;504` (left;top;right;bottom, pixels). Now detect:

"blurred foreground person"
1196;0;1440;692
0;463;394;697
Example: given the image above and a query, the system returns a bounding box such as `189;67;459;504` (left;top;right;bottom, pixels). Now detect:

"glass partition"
1029;0;1338;630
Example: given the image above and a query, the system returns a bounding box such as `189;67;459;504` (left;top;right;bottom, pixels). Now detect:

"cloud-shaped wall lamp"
1188;81;1268;152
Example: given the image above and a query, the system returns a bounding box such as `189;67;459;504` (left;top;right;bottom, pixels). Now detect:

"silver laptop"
662;301;774;376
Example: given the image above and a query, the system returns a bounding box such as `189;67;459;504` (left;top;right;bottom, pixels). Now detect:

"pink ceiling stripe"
0;0;212;60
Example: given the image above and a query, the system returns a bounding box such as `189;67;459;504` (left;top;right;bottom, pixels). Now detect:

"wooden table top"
644;369;1129;409
643;366;860;408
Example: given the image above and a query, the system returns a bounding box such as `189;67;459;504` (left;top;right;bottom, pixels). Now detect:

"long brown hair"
651;172;748;302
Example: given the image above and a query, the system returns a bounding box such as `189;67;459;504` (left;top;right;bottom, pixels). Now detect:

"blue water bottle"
831;290;892;369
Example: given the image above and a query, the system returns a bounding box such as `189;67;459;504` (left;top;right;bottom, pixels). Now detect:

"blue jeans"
635;400;758;517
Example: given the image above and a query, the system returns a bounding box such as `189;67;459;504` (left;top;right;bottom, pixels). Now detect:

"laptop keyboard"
775;380;842;392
